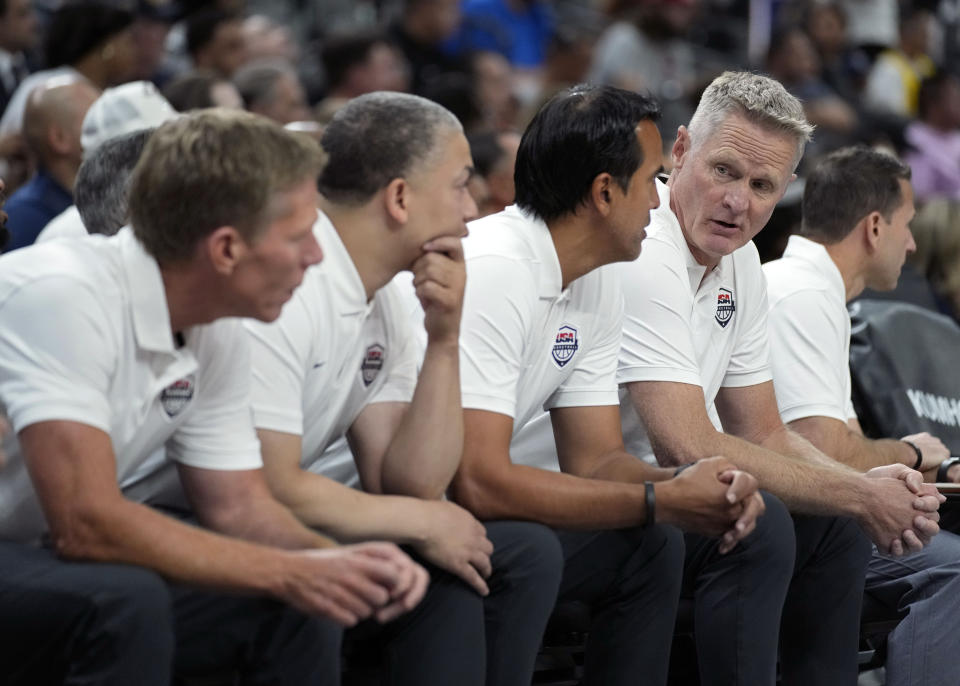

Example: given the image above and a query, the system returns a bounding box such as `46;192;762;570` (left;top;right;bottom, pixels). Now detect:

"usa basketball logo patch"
552;325;579;368
715;288;735;328
361;344;385;386
160;376;195;417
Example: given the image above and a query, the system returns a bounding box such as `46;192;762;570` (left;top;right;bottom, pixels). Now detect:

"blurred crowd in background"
3;0;960;319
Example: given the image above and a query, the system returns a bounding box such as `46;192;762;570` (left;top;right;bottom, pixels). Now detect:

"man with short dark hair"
0;109;427;685
765;146;960;686
187;9;248;78
450;83;768;686
0;0;37;116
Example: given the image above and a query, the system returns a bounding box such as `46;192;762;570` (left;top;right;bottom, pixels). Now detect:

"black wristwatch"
937;457;960;483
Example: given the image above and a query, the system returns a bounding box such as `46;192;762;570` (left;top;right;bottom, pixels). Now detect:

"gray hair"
233;59;296;109
687;71;814;167
318;91;462;205
75;128;153;236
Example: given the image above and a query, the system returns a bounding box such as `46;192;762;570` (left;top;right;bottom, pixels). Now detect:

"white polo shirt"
617;180;773;462
36;205;86;244
245;211;418;485
0;229;262;544
459;205;623;469
763;235;858;424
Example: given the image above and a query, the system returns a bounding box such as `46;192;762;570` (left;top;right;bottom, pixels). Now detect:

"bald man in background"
3;77;99;251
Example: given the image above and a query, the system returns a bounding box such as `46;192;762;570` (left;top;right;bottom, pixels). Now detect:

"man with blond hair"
0;109;426;685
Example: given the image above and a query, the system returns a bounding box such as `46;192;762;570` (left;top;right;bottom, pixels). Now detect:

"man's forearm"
451;460;655;530
54;497;312;598
381;341;462;499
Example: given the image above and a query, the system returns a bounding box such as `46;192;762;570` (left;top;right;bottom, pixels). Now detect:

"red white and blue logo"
361;344;385;386
160;375;195;417
715;288;736;328
552;325;579;368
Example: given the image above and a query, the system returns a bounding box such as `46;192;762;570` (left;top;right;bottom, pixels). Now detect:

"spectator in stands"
163;69;243;111
864;6;937;118
186;8;248;78
130;0;178;84
234;59;310;125
909;198;960;321
3;78;99;251
804;1;869;104
0;2;136;138
764;146;960;686
765;26;858;169
589;0;709;145
520;25;596;129
466;128;519;216
614;71;938;684
390;0;466;95
450;83;766;686
469;50;517;131
0;0;38;117
0;109;426;684
246;92;560;685
448;0;554;69
903;71;960;202
38;80;178;242
316;31;409;124
242;14;299;64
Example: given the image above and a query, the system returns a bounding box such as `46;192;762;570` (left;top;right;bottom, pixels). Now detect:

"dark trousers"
347;520;562;686
0;542;340;686
780;515;871;686
555;523;686;686
683;496;870;686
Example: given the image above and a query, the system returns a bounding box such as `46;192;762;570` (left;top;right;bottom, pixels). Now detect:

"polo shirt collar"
510;205;563;300
782;234;845;301
315;209;368;316
118;228;177;354
656;180;729;294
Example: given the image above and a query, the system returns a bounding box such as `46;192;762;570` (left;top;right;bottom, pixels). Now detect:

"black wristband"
644;481;656;526
903;440;923;471
937;457;960;482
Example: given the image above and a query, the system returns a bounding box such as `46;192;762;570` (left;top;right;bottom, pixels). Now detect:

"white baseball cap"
81;80;180;154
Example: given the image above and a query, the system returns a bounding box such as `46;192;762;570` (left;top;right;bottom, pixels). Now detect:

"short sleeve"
459;255;536;418
0;276;116;433
244;292;316;436
166;320;262;470
616;240;703;387
722;251;773;388
767;289;850;424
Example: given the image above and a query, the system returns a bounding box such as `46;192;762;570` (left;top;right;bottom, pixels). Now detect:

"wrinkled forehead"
698;114;798;182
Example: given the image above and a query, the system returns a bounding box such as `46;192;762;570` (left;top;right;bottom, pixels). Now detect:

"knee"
85;564;174;658
735;492;796;573
488;520;564;593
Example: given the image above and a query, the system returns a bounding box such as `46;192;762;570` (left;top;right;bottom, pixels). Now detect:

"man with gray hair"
234;58;310;124
37;127;150;241
245;91;561;685
615;71;943;683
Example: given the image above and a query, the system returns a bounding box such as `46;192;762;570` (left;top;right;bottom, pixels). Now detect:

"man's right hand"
862;465;943;555
279;542;429;626
655;456;764;553
413;500;493;596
